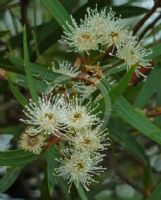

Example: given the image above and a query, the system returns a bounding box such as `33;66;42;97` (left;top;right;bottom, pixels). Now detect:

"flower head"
52;61;80;78
55;151;104;191
19;127;46;154
84;7;128;49
63;95;100;130
68;126;109;154
20;95;66;136
104;25;130;50
84;7;114;40
116;39;151;71
60;17;99;53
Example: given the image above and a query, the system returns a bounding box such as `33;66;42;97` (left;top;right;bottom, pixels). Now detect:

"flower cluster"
54;96;109;191
60;7;151;73
18;5;152;194
20;94;109;191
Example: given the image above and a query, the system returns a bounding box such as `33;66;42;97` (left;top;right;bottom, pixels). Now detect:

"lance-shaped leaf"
41;0;71;29
114;96;161;145
0;167;22;193
0;150;39;166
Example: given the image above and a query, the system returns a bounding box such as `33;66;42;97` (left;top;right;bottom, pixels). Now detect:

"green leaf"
10;56;69;84
148;43;161;59
56;176;71;200
47;146;59;193
143;164;152;191
114;96;161;145
0;0;10;5
96;82;111;121
0;125;24;136
0;167;22;193
23;26;38;102
7;72;28;107
16;73;47;93
109;67;135;102
147;181;161;200
112;6;148;17
0;30;9;37
134;67;161;108
47;146;71;200
0;150;38;166
74;182;88;200
41;173;51;200
0;125;24;141
41;0;71;29
109;119;149;165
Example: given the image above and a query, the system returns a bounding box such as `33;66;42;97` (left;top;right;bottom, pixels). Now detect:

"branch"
139;14;161;40
20;0;30;28
133;4;158;35
110;148;147;197
145;107;161;117
114;166;146;197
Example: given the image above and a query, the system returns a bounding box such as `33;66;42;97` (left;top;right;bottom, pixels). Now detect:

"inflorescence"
60;7;151;73
19;6;151;192
20;94;109;191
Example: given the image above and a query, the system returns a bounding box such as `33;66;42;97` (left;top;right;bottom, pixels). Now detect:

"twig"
133;4;158;35
145;107;161;117
20;0;29;28
139;14;161;40
0;2;19;11
115;166;146;197
90;46;114;65
0;100;17;112
110;142;146;197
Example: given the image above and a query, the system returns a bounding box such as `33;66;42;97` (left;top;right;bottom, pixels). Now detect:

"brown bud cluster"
78;64;103;85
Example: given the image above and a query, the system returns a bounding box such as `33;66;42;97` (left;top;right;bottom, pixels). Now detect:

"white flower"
60;17;99;53
19;127;46;154
63;95;100;130
20;95;66;135
85;8;119;39
84;7;128;50
52;61;80;78
116;39;151;71
55;151;105;191
68;126;109;154
104;25;130;50
84;7;114;41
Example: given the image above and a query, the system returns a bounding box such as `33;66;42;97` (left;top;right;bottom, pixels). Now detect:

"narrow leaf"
47;147;71;200
109;67;135;102
23;26;38;102
109;119;149;164
0;167;22;193
41;0;71;29
114;96;161;145
7;72;28;106
143;164;152;191
134;67;161;108
41;173;51;200
74;182;88;200
0;150;38;166
147;181;161;200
